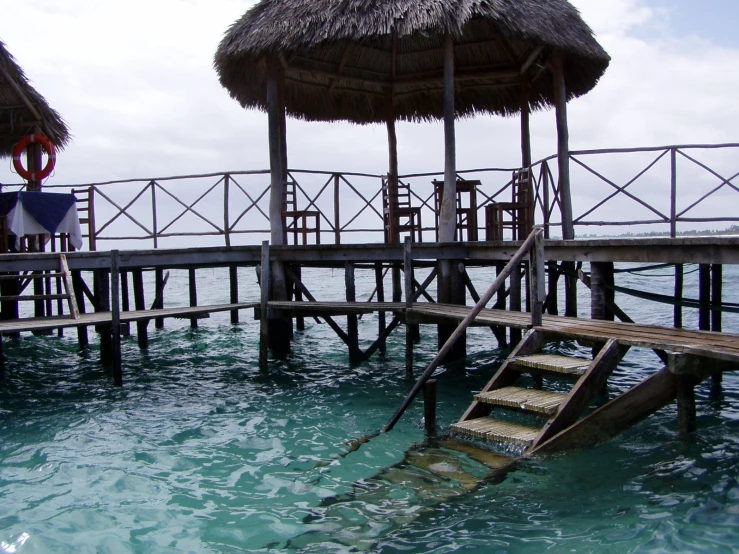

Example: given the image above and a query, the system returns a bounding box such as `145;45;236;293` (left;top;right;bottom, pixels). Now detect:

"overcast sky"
1;0;738;240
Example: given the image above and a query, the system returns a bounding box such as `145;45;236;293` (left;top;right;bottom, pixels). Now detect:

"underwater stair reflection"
452;329;629;455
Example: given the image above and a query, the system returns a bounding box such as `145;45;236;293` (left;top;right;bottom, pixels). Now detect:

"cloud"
1;0;737;239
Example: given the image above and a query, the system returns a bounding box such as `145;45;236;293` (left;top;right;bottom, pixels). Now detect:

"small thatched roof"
0;40;70;157
215;0;610;124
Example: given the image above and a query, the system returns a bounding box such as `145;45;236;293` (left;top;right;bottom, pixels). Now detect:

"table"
0;191;83;251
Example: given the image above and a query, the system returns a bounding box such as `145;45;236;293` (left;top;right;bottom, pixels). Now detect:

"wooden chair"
72;187;97;251
282;180;321;245
433;178;480;242
382;177;422;243
485;168;533;240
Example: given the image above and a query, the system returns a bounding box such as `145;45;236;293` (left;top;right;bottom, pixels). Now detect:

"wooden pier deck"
0;303;257;335
261;300;739;365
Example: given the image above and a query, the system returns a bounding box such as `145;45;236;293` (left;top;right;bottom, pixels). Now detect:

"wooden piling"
674;264;683;328
94;269;112;366
120;271;131;337
404;238;413;378
294;265;305;331
259;241;270;370
345;262;361;365
711;264;723;391
676;374;697;435
375;263;386;354
229;265;239;324
424;379;437;435
132;268;148;349
510;262;522;346
188;268;198;329
72;270;88;348
155;269;165;329
110;251;122;386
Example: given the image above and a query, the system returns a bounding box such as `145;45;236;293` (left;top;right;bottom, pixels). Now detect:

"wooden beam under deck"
0;237;737;274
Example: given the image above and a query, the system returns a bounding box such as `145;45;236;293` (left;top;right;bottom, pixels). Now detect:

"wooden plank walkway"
0;303;257;334
262;300;739;365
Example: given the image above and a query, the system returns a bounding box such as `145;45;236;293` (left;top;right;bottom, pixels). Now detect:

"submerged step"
475;386;567;416
451;417;540;445
511;354;591;375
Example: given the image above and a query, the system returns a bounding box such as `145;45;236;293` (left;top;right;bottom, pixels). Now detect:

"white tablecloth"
6;201;83;251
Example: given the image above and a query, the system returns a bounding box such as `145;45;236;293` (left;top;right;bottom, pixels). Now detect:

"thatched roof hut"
215;0;610;124
0;40;70;157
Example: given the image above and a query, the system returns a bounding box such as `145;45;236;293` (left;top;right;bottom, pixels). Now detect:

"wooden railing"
4;142;737;249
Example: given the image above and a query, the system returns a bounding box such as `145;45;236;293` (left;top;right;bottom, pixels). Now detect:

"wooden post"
266;56;290;357
590;262;607;321
294;264;305;331
551;51;573;240
670;148;677;237
188;268;198;329
120;271;131;337
375;263;386;354
510;261;522;346
154;269;165;329
530;229;545;327
333;174;341;245
699;264;710;333
95;269;112;366
711;264;723;391
229;265;239;324
259;241;270;370
439;34;457;244
404;238;413;379
424;379;437;435
110;251;122;386
151;181;158;249
72;270;88;348
676;374;697;435
224;174;231;247
345;262;361;365
132;268;148;350
674;264;683;328
547;261;559;316
385;89;399;245
521;79;532;169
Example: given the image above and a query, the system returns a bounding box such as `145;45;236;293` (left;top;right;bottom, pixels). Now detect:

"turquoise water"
0;264;738;552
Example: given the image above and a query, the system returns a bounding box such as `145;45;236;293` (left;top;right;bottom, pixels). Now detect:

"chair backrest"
383;176;413;211
71;187;96;251
283;180;297;212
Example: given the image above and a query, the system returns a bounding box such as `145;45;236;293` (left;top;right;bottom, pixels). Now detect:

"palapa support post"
424;379;437;435
110;251;122;386
229;265;239;324
120;271;131;337
591;262;615;322
711;264;723;393
552;51;577;318
132;268;148;350
546;261;559;316
375;263;386;354
404;238;414;379
529;229;545;328
266;55;291;358
72;270;88;348
94;269;113;366
345;262;362;365
434;33;466;362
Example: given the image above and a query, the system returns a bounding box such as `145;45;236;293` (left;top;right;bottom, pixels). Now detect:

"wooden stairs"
452;329;629;455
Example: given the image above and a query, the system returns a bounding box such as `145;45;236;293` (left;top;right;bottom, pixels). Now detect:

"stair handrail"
383;226;545;433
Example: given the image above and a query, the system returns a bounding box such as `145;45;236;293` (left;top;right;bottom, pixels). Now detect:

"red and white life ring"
12;134;57;181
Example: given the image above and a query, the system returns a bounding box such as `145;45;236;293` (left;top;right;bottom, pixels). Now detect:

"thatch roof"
215;0;610;124
0;40;70;157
